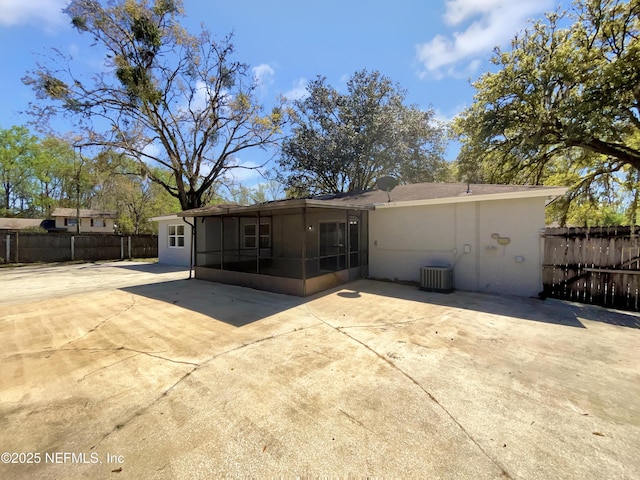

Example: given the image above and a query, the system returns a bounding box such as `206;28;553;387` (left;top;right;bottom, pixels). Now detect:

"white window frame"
243;223;256;248
168;224;185;248
242;220;271;249
91;218;105;228
259;222;271;249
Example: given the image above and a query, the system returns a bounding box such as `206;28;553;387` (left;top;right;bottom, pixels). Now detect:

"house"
150;214;194;267
178;183;567;297
51;208;117;233
0;218;46;231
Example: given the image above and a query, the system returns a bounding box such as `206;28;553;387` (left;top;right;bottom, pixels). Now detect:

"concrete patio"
1;261;639;479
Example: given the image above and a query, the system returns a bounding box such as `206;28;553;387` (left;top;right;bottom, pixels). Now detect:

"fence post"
15;231;19;263
71;236;75;261
5;234;10;263
128;236;132;259
120;236;124;260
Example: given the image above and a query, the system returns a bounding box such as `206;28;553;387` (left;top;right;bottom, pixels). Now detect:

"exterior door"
319;222;346;271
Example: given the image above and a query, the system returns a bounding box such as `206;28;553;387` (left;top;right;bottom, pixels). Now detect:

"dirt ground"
1;261;639;479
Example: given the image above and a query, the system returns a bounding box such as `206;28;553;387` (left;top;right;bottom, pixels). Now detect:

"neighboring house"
51;208;117;233
0;218;46;231
150;214;193;267
178;183;567;297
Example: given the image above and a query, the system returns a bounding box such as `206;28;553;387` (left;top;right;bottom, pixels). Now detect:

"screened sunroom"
180;199;370;296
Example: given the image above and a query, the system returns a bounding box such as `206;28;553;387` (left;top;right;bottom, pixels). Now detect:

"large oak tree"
454;0;640;224
279;70;449;196
23;0;283;210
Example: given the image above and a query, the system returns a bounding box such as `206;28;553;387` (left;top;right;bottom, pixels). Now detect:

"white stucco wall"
155;217;193;267
368;197;546;297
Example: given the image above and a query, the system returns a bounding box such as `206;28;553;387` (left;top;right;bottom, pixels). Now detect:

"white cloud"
416;0;554;78
0;0;68;29
433;103;467;125
283;78;308;101
252;63;275;89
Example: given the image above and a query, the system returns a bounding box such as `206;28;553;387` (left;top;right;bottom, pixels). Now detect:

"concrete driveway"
1;261;639;479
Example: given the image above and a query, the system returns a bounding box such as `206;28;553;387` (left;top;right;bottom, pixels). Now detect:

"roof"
0;218;45;230
51;208;117;219
310;183;567;207
150;213;195;222
179;183;568;217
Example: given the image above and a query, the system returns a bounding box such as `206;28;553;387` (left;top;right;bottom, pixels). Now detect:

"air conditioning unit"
420;266;454;293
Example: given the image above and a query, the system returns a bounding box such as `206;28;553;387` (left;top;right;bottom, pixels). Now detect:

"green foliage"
70;16;88;31
0;126;39;215
280;69;449;195
0;128;181;227
90;152;181;234
226;180;285;205
454;0;640;225
41;76;70;99
24;0;284;211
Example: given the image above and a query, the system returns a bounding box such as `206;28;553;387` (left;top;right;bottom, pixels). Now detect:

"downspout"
184;217;195;280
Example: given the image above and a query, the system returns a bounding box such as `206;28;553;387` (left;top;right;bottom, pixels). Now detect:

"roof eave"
179;198;372;217
372;187;569;209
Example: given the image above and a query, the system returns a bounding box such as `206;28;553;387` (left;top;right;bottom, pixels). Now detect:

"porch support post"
220;217;224;270
256;210;260;274
346;209;350;271
302;207;307;295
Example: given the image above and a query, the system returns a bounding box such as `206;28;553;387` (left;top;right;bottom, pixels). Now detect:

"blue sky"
0;0;565;187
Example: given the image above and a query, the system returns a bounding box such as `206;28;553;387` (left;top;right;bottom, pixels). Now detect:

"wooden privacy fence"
543;226;640;311
1;233;157;264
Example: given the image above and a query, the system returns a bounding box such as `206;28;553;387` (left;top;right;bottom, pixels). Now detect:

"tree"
23;0;283;211
454;0;640;223
32;137;77;216
0;126;39;215
91;152;181;234
225;180;285;205
279;70;449;195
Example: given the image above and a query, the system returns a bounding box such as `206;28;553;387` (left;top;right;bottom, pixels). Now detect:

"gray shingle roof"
180;182;565;217
51;208;117;218
0;218;45;230
310;182;555;206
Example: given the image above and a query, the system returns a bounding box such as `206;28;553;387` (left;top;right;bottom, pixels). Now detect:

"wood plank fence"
1;233;157;264
542;226;640;311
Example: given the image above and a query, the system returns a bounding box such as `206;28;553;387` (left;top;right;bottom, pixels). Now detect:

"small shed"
150;214;193;267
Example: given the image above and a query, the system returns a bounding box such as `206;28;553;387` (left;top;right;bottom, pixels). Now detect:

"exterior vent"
420;266;454;293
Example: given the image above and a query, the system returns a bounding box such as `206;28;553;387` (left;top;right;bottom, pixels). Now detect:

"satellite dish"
376;176;398;202
376;176;398;192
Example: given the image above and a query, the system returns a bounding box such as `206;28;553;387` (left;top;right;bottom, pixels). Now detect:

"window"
243;224;256;248
91;219;105;228
259;223;271;248
243;222;271;249
168;224;185;248
64;218;78;227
